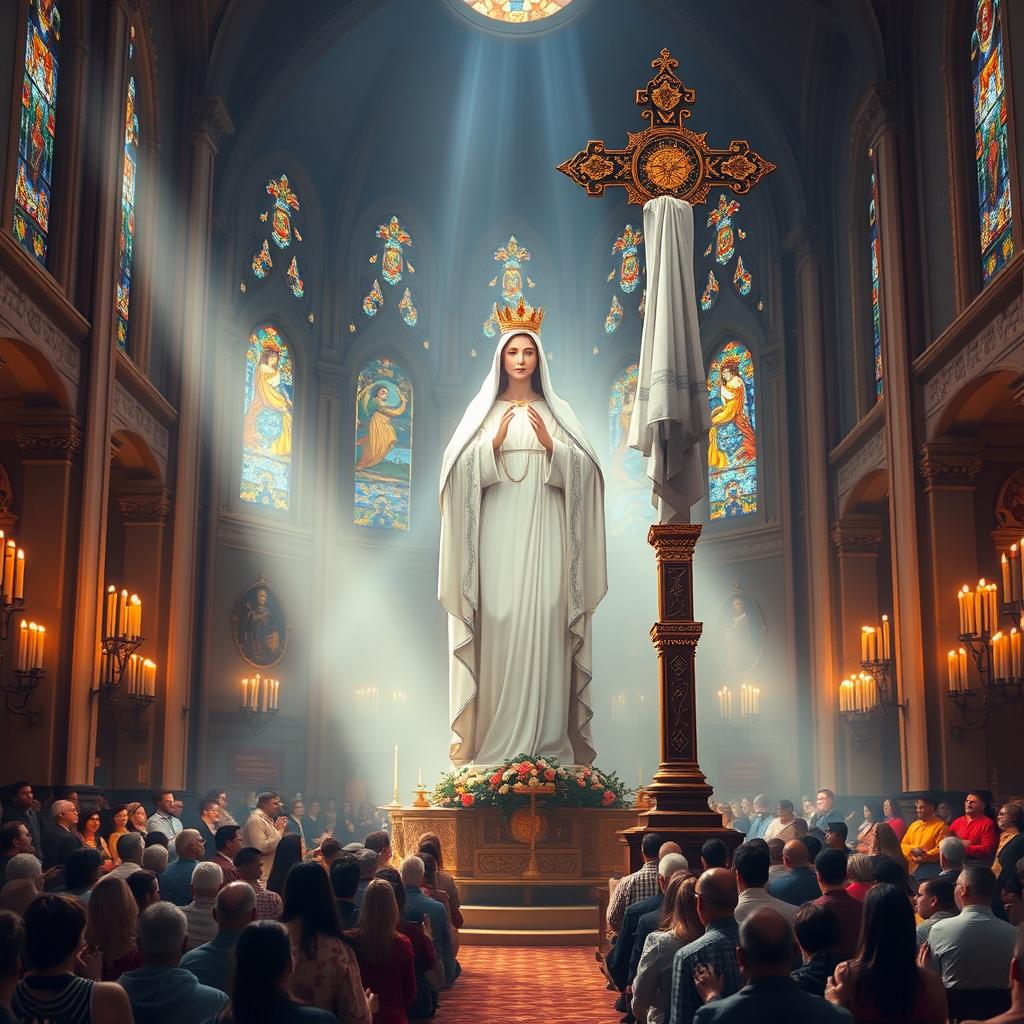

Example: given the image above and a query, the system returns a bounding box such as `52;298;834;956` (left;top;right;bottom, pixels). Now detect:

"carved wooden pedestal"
620;524;742;869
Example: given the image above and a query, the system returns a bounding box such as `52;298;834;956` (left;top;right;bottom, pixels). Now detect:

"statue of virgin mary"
438;301;607;768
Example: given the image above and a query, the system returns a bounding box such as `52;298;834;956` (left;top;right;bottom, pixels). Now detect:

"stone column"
161;97;233;789
831;517;888;792
918;443;984;788
65;0;134;784
786;225;838;789
7;418;83;781
865;84;929;789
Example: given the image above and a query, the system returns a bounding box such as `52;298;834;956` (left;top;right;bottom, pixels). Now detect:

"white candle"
418;767;424;788
958;647;968;691
118;589;128;637
105;586;117;638
14;549;24;601
241;678;249;708
393;745;400;799
34;625;44;670
17;620;27;671
881;615;890;660
27;622;37;668
2;541;15;602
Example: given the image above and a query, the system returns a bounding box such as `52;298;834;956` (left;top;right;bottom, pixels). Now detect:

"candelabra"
93;585;155;740
238;675;280;736
0;533;43;726
716;684;761;745
838;616;904;746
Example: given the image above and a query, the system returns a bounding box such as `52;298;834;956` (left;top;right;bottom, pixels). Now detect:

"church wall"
0;3;16;183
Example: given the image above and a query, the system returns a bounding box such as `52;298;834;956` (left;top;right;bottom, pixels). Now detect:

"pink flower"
577;778;586;787
602;790;616;806
517;763;532;777
544;768;556;781
461;793;474;807
583;767;592;776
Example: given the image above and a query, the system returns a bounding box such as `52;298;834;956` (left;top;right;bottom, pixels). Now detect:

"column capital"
831;516;884;555
17;417;85;462
118;487;172;525
854;82;900;146
917;442;984;490
784;222;822;263
189;96;234;149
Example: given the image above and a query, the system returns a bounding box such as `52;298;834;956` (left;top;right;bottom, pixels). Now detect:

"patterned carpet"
434;946;622;1024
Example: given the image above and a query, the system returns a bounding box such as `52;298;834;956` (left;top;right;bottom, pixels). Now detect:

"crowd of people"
605;788;1024;1023
0;781;463;1023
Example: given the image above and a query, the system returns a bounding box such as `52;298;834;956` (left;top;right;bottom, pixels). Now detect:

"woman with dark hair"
631;875;701;1024
855;800;886;854
77;810;114;874
267;833;303;896
125;869;159;913
882;795;907;841
219;919;336;1023
281;862;374;1024
346;878;415;1024
415;833;462;929
374;867;437;1018
106;806;129;866
825;883;946;1022
202;789;238;828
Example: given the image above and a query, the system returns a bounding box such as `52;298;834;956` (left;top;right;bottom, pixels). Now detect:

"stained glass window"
246;175;310;308
354;357;413;531
699;194;761;314
607;363;653;532
240;325;294;511
353;217;418;334
115;28;139;352
707;340;757;520
869;170;883;400
483;235;533;337
971;0;1013;283
13;0;61;266
462;0;574;23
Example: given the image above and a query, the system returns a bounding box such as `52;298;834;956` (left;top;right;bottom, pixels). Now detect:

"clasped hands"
493;405;553;454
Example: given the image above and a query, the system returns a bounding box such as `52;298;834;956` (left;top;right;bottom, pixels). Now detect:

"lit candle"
17;620;27;671
2;541;15;602
241;678;249;708
129;594;141;639
958;587;966;635
144;659;156;697
958;647;968;691
118;589;128;638
27;622;37;668
860;627;869;663
106;586;117;638
947;650;957;693
1016;541;1024;603
881;615;890;661
129;653;139;695
854;674;863;711
1011;627;1022;679
34;625;45;669
272;679;280;710
393;745;400;800
1003;552;1012;600
14;549;24;601
418;767;424;788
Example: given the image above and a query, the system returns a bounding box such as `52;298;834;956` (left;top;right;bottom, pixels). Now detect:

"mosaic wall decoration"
707;340;757;520
698;194;763;315
115;27;139;352
971;0;1013;284
606;363;654;533
869;170;883;400
240;325;294;512
245;175;310;308
354;357;413;531
353;217;419;336
13;0;61;266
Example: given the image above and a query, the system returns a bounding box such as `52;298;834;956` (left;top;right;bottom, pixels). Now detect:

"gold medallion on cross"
557;48;776;206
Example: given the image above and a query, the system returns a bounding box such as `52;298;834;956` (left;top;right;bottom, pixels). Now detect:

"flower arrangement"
431;753;631;814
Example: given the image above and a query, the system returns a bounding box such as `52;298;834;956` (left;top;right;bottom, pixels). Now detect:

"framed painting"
715;587;766;676
232;575;289;668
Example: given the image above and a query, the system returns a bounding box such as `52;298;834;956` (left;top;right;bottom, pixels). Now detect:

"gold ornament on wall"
557;48;776;206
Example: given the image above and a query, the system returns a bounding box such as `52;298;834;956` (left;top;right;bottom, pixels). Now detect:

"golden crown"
495;298;544;334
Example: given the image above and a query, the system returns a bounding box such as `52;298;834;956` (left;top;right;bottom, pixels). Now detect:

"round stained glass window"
461;0;576;24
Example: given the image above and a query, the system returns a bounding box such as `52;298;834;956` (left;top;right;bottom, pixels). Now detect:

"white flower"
528;776;538;787
499;784;510;794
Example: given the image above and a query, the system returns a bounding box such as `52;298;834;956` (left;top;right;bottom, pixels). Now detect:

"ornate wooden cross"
557;48;776;206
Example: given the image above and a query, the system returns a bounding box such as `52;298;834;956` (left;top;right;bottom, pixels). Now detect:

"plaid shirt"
607;859;660;932
669;918;741;1024
251;880;283;920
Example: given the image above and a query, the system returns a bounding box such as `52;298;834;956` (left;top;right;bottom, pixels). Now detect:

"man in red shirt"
949;791;998;865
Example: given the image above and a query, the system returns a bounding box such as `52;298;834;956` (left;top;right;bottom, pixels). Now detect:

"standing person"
280;862;374;1024
109;833;144;881
224;920;340;1023
267;834;303;896
212;825;243;884
438;310;606;770
12;894;133;1023
202;790;238;829
733;844;796;925
608;832;665;933
126;870;160;914
196;798;221;854
242;792;288;882
825;883;947;1023
0;823;35;884
668;869;740;1024
868;821;906;872
950;791;1000;866
235;848;282;920
809;789;844;832
844;854;874;901
346;878;415;1024
900;794;947;882
184;862;224;949
302;799;324;845
824;822;848;852
854;800;885;854
632;875;702;1024
936;801;954;826
2;781;42;853
994;804;1024;895
882;795;907;841
285;801;306;845
767;840;821;906
146;791;183;848
330;856;361;929
85;875;142;980
77;810;114;874
812;849;863;961
159;830;206;906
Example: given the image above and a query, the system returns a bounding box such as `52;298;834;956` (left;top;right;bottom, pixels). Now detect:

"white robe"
438;331;606;768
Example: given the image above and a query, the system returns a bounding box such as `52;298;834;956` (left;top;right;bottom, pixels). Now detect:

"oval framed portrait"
232;576;289;668
716;588;766;676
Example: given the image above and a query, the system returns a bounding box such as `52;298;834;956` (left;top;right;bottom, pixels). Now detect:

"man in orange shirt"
900;794;948;882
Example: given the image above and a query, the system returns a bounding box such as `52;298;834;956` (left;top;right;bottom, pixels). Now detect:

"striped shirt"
13;974;94;1023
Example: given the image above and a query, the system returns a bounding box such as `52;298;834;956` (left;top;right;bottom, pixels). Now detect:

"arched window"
116;26;139;351
240;325;294;512
606;362;652;532
869;168;883;400
354;356;413;531
971;0;1013;284
706;340;757;521
12;0;62;266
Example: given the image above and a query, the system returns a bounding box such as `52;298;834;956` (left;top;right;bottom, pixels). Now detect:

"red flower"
544;768;556;781
583;767;592;776
461;793;474;807
490;773;503;786
517;762;532;777
602;790;616;806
